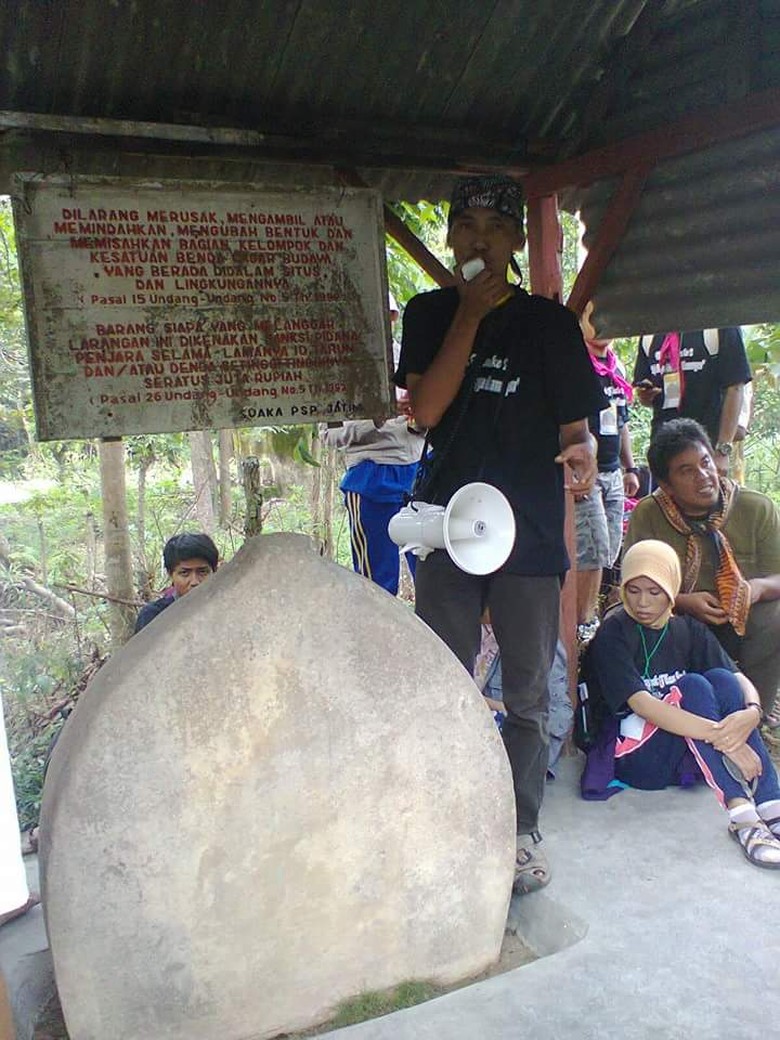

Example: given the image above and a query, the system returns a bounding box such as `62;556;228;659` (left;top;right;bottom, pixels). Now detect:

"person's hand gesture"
723;742;763;783
676;591;728;625
556;440;598;497
711;709;760;755
635;381;662;407
623;470;641;497
455;263;510;322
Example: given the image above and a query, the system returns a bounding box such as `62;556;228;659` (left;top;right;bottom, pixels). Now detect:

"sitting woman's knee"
703;667;745;713
677;673;719;717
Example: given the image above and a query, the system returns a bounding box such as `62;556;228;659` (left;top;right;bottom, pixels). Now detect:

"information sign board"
13;177;392;440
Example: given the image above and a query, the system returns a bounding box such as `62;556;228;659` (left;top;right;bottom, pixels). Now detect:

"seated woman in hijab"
585;538;780;869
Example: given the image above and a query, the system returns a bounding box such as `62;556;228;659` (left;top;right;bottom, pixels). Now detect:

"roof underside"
1;0;779;334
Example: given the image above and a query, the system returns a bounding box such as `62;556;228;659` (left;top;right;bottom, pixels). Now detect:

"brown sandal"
513;832;551;894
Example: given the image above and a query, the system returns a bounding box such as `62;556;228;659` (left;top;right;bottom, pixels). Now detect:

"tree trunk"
311;437;337;560
188;430;217;533
99;439;136;648
136;459;153;599
308;435;324;553
37;516;48;585
321;445;335;559
242;456;263;539
217;429;233;525
85;511;97;589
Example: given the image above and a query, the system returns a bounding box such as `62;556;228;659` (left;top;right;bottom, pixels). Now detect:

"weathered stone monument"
40;534;515;1039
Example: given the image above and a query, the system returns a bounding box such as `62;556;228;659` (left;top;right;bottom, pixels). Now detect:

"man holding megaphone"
395;174;606;895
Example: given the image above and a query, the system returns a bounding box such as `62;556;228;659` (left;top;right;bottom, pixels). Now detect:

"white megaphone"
388;482;516;575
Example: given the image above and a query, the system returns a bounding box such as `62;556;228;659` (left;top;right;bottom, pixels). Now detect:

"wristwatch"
715;442;734;457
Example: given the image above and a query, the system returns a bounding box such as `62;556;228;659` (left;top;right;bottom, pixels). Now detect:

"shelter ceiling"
1;0;779;332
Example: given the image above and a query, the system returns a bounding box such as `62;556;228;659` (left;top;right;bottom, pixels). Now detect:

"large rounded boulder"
40;534;515;1040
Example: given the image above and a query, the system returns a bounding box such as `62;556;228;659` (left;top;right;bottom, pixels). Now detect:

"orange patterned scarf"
652;478;751;636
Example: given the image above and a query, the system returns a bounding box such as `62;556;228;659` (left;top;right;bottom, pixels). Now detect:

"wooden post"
526;196;563;303
98;437;136;648
526;195;578;696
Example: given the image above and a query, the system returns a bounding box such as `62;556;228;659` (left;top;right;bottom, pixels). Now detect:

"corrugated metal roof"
579;126;780;335
0;0;778;331
572;0;780;334
0;0;645;152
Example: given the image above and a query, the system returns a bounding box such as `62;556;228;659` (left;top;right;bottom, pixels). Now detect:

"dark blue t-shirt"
585;607;737;718
135;593;174;633
396;287;606;575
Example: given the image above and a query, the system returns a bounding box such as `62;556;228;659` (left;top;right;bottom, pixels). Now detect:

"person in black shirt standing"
633;328;751;476
396;174;605;894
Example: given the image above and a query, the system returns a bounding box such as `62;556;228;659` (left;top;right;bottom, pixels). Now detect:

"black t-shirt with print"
395;287;606;575
632;327;751;443
584;606;737;718
587;367;629;472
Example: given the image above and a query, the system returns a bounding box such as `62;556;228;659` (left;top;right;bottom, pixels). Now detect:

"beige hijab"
620;539;682;629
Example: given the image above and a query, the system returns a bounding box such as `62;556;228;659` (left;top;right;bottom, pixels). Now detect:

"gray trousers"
415;551;560;834
714;598;780;714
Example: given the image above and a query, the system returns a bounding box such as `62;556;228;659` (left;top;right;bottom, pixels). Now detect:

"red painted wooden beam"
524;86;780;198
526;195;578;693
336;166;453;287
382;206;453;288
566;163;652;317
527;196;563;303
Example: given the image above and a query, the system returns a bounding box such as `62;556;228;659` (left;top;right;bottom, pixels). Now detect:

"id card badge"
619;712;646;741
663;370;681;409
599;403;618;436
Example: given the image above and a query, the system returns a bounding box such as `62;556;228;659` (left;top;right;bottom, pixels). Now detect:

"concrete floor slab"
4;756;780;1039
324;755;780;1040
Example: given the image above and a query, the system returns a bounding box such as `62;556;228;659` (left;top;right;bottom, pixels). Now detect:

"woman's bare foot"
0;893;40;928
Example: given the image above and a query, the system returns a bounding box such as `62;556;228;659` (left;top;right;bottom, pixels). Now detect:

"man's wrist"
674;592;692;613
744;702;762;719
623;466;639;475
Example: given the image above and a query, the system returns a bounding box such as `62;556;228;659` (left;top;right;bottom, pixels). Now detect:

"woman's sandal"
729;819;780;869
513;833;551;895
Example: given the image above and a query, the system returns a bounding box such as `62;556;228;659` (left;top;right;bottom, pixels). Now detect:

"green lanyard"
638;622;669;681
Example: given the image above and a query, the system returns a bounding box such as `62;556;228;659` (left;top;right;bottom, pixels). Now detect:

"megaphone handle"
402;543;433;560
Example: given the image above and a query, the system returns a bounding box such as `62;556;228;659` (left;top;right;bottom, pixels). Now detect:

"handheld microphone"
461;257;513;306
461;257;486;282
